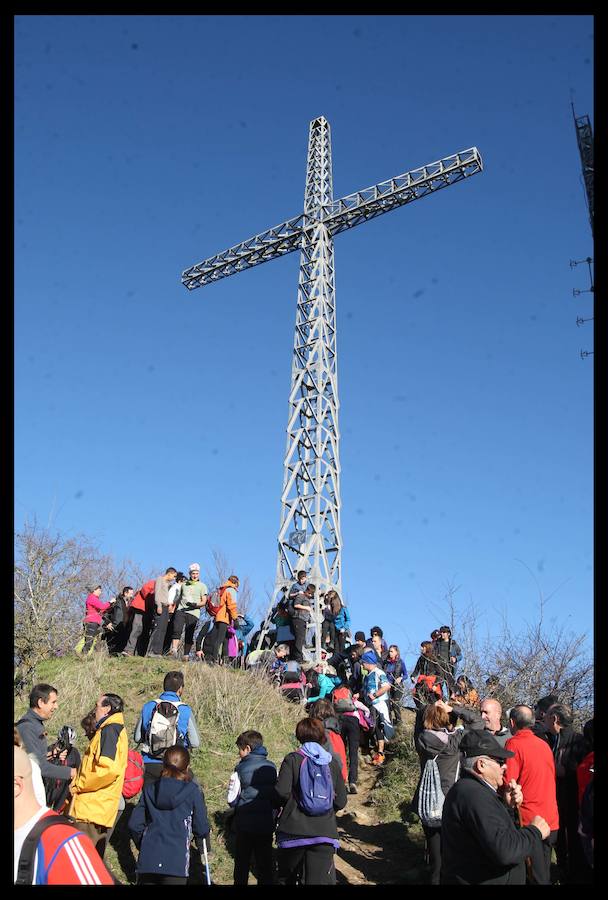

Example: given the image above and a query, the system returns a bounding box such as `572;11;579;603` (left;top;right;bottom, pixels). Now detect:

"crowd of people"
14;566;594;885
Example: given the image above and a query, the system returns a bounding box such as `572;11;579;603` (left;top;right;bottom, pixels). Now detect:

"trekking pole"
202;837;211;886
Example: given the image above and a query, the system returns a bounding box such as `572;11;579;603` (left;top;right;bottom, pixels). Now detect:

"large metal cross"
182;116;482;662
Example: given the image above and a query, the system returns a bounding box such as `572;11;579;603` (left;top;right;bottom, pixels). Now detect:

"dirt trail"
335;756;424;885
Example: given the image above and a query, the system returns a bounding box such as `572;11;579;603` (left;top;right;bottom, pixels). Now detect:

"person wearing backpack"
360;651;393;766
129;746;211;885
169;563;210;660
208;575;239;664
412;698;484;884
274;717;348;885
227;730;278;885
326;682;363;794
308;699;348;784
134;671;201;786
14;746;114;885
384;644;408;725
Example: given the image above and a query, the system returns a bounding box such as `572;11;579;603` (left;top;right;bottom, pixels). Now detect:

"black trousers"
277;842;336;885
210;621;228;662
234;830;274;885
339;714;360;785
321;620;336;648
82;622;100;654
148;608;170;654
528;829;558;884
423;824;441;885
291;617;307;663
137;874;187;884
556;780;589;883
334;630;347;654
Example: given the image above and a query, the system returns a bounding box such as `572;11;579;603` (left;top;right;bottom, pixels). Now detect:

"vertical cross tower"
181;117;483;661
277;118;341;662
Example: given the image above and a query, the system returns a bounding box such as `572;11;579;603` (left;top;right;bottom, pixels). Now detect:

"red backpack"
122;749;144;799
206;588;222;618
331;685;356;713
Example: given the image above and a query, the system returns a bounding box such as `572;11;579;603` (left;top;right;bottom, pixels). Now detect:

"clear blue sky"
14;15;594;673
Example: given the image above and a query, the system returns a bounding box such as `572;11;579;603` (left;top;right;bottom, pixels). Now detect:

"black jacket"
274;750;347;840
413;706;484;807
549;726;586;780
411;654;442;681
16;709;73;783
440;771;543;884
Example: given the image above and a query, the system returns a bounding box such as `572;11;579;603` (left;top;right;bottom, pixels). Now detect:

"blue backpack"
297;749;334;815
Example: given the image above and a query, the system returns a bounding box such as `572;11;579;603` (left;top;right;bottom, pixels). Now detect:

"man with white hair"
480;697;511;747
14;746;113;884
440;730;550;884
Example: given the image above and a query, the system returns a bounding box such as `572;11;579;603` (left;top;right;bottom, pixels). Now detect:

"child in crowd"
227;730;278;885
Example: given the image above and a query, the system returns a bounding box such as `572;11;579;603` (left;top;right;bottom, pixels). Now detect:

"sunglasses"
485;755;507;766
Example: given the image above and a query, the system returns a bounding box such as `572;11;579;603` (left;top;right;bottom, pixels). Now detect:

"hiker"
433;625;462;696
440;729;550;884
450;674;480;708
320;590;340;650
308;699;348;784
413;698;484;884
227;730;278;885
543;702;588;884
147;570;185;656
332;594;351;654
14;727;46;806
17;684;79;808
144;568;178;657
208;575;239;664
347;641;366;694
289;582;315;664
77;585;110;656
134;670;201;786
360;650;392;766
411;641;444;708
69;693;128;860
233;613;255;665
42;723;81;813
103;586;133;655
271;587;295;646
123;574;159;656
366;626;388;658
503;705;559;884
306;662;342;704
322;679;366;795
169;563;209;660
383;644;407;724
274;717;348;885
14;746;114;885
480;698;511;747
129;746;211;885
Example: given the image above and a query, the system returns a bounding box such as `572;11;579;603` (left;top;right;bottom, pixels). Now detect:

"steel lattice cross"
181;116;482;661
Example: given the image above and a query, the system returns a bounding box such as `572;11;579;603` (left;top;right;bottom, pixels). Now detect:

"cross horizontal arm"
182;147;482;290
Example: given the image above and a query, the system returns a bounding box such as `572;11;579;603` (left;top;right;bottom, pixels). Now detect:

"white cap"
189;563;200;572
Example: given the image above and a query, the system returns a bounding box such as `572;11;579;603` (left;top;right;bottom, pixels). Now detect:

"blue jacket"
234;613;255;657
230;745;278;834
134;691;199;765
334;606;351;631
129;776;210;877
307;673;342;704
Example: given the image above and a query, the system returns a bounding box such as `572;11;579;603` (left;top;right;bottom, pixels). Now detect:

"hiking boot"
349;783;358;794
371;752;385;766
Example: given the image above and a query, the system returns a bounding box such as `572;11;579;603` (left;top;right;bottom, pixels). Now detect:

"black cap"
459;730;514;759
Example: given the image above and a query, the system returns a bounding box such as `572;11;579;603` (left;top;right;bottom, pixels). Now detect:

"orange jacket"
215;581;238;624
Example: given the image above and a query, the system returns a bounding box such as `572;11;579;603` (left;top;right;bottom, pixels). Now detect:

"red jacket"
326;730;348;783
577;751;594;807
24;810;114;884
504;728;559;830
129;579;155;613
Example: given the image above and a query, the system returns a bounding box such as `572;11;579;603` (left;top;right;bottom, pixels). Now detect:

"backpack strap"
15;815;74;885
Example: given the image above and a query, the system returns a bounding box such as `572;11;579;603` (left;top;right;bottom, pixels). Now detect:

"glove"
195;833;211;853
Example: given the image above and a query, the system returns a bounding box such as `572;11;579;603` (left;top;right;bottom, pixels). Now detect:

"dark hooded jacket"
231;745;277;833
440;770;543;884
129;776;210;877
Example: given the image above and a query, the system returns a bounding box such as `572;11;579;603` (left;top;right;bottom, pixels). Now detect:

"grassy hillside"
16;652;302;884
15;653;426;884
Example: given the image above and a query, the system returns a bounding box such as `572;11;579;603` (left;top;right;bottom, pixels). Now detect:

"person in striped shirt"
14;746;114;885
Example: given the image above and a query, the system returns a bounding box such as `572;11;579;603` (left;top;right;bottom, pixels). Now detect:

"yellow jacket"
216;581;238;625
70;711;128;827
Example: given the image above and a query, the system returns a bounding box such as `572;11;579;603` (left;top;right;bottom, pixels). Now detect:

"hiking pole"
202;837;211;886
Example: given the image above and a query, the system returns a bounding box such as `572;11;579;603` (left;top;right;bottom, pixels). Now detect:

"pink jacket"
84;593;111;625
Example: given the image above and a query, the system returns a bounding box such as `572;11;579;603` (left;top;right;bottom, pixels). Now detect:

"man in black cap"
440;729;550;884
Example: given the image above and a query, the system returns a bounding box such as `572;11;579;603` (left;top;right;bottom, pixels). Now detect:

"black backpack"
15;815;74;884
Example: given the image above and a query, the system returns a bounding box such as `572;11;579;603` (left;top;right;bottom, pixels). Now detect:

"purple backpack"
297;749;334;815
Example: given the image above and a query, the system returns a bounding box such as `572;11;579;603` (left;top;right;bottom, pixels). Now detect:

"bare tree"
206;547;254;616
14;519;147;693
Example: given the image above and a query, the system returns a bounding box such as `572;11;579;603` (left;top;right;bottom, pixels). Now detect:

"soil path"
335;756;424;885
